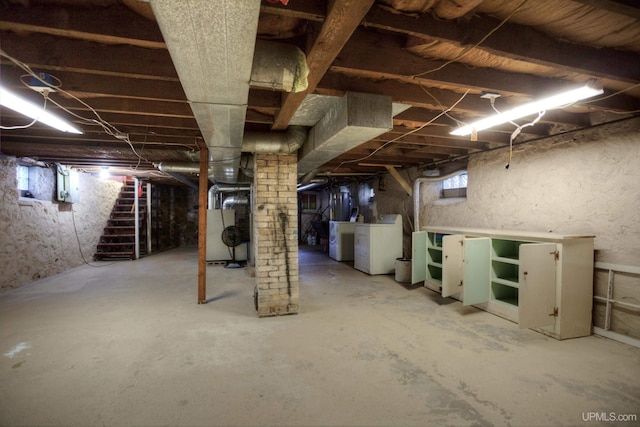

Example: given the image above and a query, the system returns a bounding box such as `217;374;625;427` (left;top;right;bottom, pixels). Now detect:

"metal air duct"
222;195;249;210
208;184;252;209
150;0;261;184
242;126;307;154
251;40;308;93
297;92;393;174
297;178;329;192
156;162;200;174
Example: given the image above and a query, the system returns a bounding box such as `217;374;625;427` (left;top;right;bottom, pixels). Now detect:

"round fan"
221;226;243;268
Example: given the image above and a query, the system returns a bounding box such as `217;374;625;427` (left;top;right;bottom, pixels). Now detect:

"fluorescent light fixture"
0;85;83;134
450;80;603;136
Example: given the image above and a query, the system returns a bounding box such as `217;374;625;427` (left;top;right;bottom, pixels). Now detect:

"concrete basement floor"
1;246;639;427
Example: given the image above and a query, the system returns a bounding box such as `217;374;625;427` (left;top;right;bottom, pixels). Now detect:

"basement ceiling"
1;0;639;186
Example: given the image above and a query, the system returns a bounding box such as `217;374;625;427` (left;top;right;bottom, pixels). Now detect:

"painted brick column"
253;153;299;317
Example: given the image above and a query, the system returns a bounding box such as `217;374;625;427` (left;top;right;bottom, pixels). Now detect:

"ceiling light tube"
450;80;603;136
0;85;83;134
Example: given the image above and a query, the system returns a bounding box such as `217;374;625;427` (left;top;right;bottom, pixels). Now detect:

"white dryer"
329;221;357;261
354;214;403;275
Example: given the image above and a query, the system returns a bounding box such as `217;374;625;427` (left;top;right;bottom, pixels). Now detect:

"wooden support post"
146;182;152;254
198;147;208;304
385;165;413;196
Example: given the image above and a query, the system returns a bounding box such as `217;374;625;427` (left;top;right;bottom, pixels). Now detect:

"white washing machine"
329;221;357;261
354;214;403;275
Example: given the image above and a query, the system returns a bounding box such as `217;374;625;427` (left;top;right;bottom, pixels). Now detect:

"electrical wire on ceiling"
417;82;470;127
0;93;46;130
582;81;640;114
1;48;153;169
488;96;545;169
330;89;471;172
410;0;531;78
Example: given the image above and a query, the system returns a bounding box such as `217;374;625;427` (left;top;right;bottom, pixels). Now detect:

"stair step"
110;212;145;217
94;252;134;260
94;252;147;261
95;177;149;261
98;239;146;248
116;196;147;201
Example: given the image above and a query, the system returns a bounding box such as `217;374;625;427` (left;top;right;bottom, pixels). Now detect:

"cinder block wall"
253;153;299;317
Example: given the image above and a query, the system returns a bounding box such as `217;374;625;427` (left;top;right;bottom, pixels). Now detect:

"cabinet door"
519;243;557;329
463;237;491;305
442;234;464;297
411;231;427;285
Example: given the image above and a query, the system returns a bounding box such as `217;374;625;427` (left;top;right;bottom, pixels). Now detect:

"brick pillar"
253;153;299;317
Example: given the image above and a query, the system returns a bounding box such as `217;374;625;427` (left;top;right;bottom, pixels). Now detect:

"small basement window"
441;172;467;199
300;192;317;211
17;165;30;195
16;163;55;202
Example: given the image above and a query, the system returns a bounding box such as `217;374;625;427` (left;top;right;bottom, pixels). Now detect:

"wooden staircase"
94;178;148;260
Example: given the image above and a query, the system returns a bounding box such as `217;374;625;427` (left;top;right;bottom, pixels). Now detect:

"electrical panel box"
56;166;80;203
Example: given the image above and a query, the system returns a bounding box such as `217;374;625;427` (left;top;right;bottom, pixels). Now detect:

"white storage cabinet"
412;227;594;339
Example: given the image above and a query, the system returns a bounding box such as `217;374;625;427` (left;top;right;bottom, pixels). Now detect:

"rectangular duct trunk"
297;92;393;174
150;0;261;183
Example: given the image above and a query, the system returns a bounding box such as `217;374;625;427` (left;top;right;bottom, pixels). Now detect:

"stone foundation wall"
373;118;640;339
253;153;299;317
0;157;122;291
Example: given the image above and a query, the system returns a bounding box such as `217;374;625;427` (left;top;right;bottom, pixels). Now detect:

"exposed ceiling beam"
271;0;375;130
332;29;640;112
364;5;640;84
0;32;178;80
0;4;164;48
571;0;640;19
1;67;186;103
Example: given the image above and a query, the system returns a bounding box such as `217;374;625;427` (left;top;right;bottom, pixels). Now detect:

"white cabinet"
414;227;594;339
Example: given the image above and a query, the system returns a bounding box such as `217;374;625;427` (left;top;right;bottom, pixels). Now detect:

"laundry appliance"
329;221;357;261
354;214;403;275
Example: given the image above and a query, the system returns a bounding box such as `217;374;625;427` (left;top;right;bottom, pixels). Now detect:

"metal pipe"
208;184;251;209
592;262;640;348
222;195;249;210
242;126;307;154
413;169;467;232
156;162;200;174
297;178;329;192
300;169;318;184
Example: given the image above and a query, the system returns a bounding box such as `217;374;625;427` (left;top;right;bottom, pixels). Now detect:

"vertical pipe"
134;177;140;260
198;148;208;304
605;269;614;330
146;182;152;254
